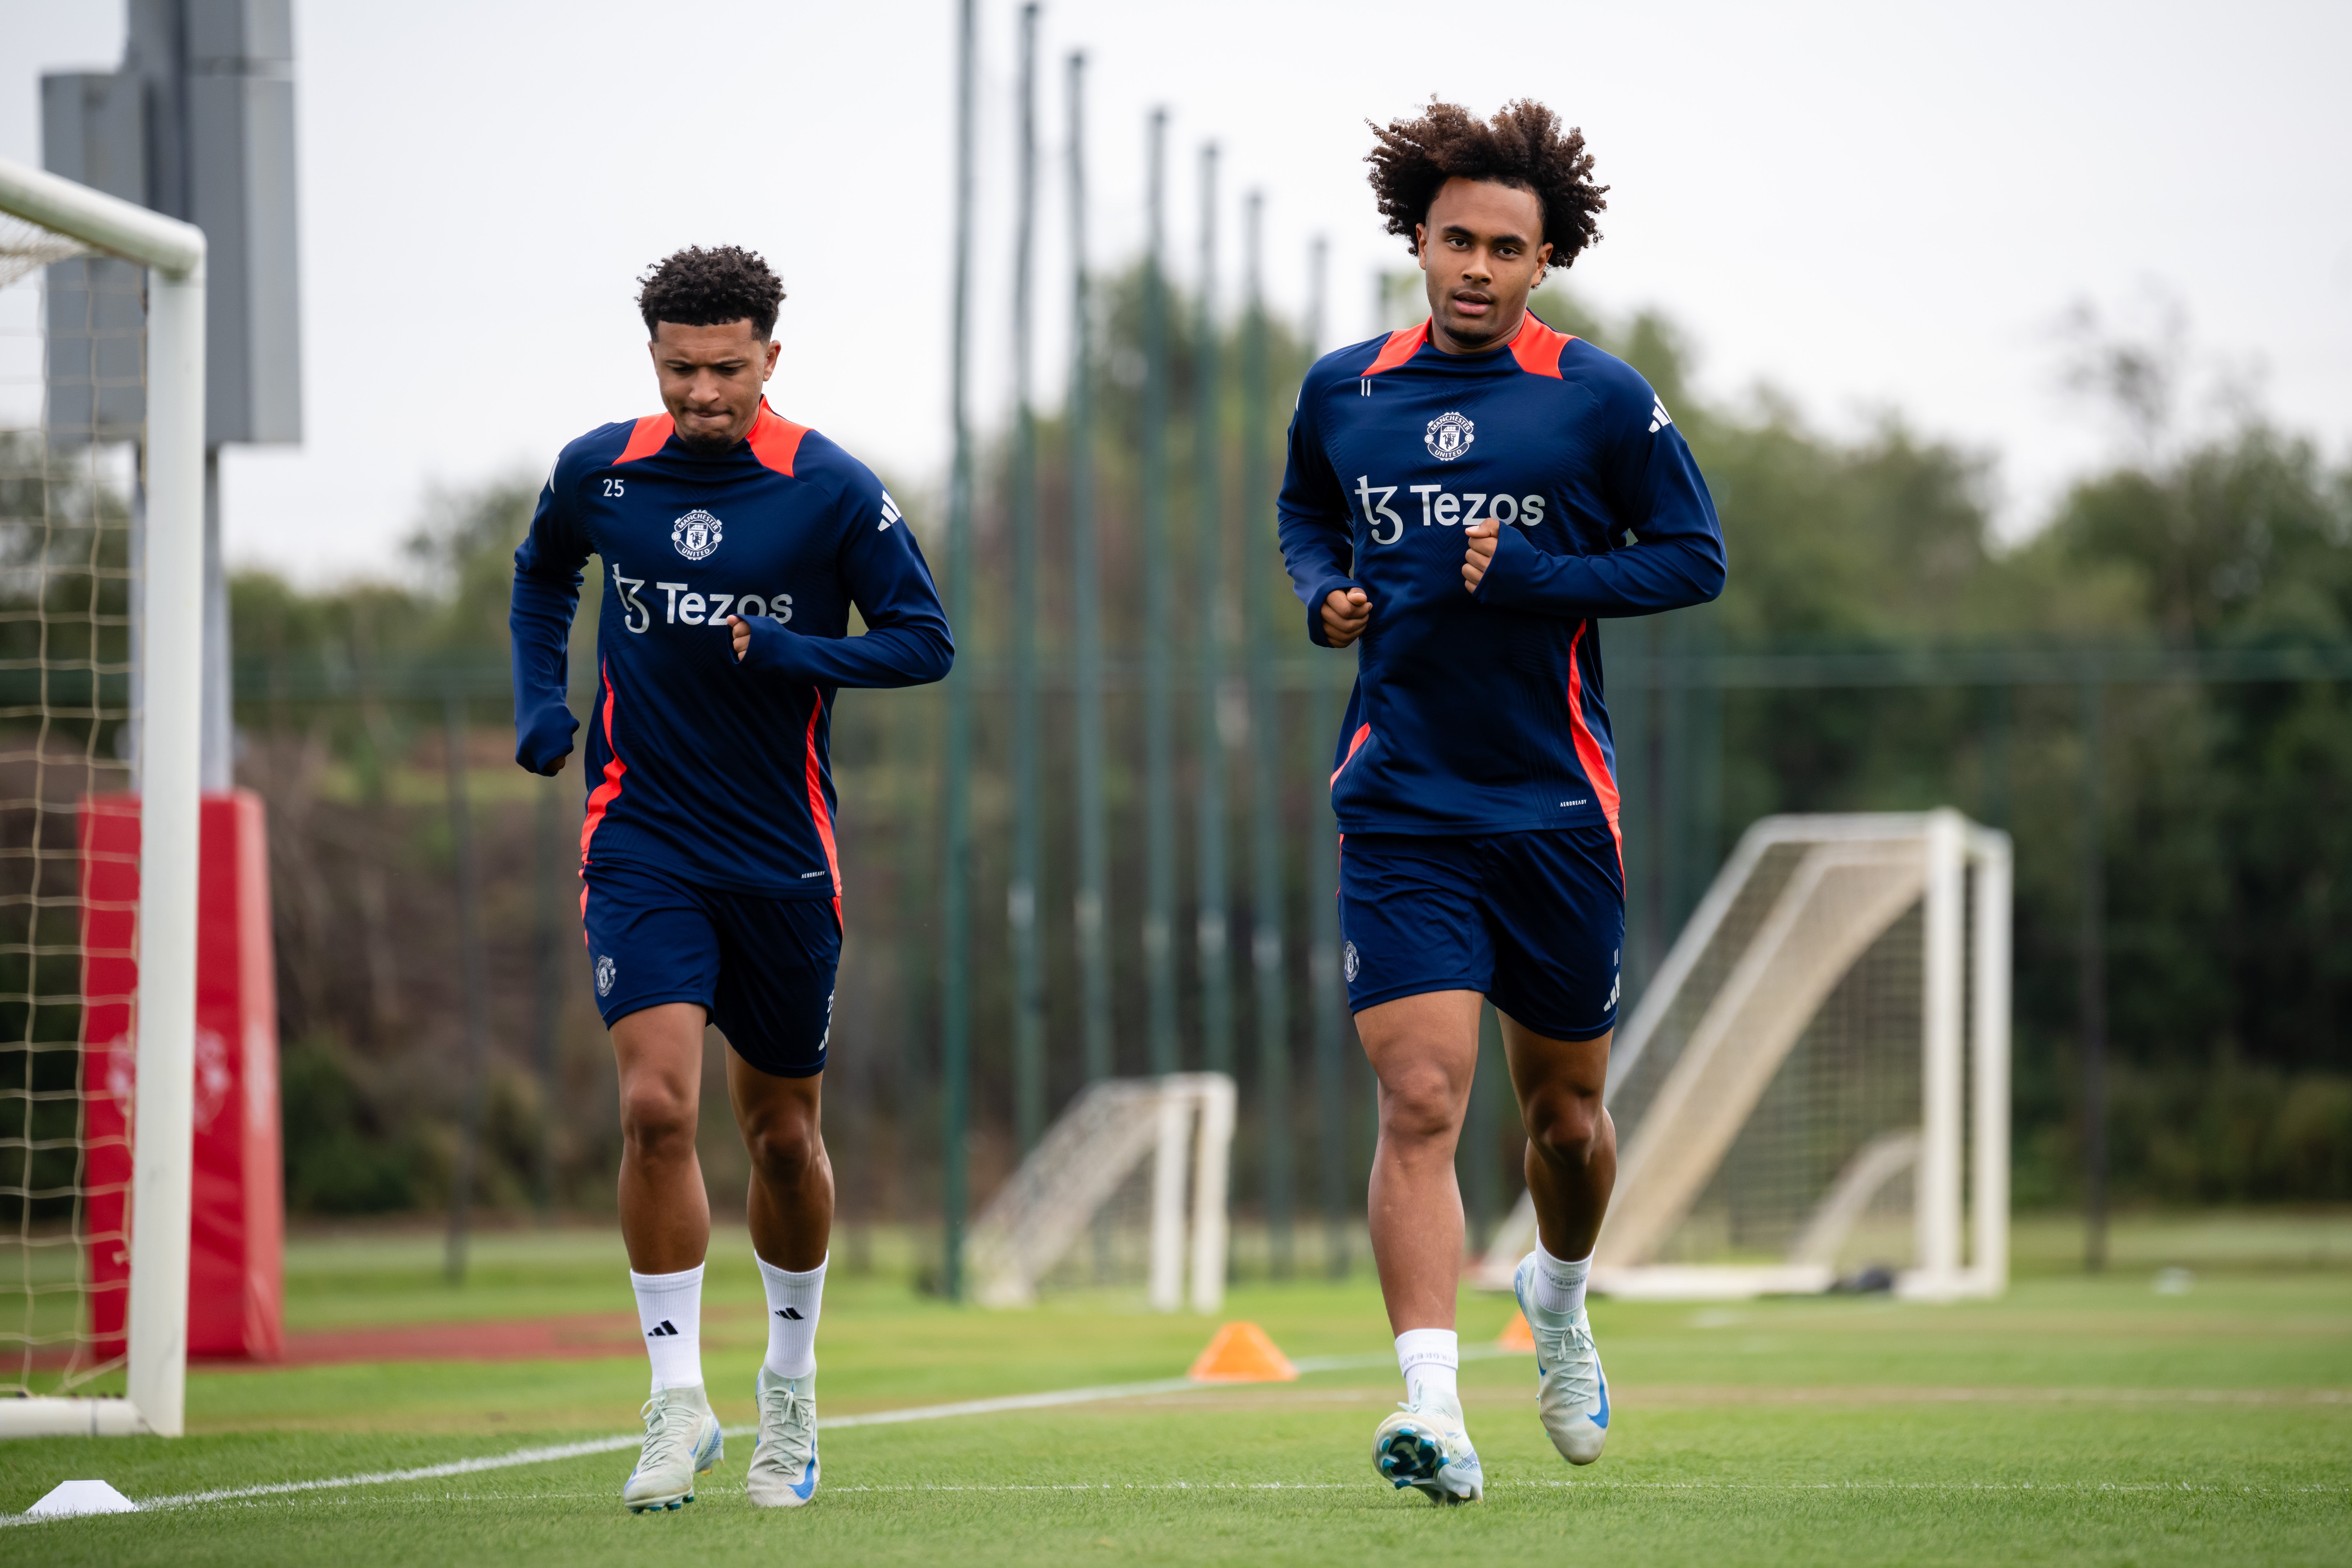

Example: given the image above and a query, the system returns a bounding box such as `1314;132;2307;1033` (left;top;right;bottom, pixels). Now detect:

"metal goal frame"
0;154;205;1437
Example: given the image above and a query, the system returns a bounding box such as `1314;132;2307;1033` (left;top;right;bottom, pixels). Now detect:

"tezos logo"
671;508;723;560
1424;410;1475;461
1342;941;1361;982
595;955;616;997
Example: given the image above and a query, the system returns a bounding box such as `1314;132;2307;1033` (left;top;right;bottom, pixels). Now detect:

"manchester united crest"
671;509;723;560
1424;410;1475;461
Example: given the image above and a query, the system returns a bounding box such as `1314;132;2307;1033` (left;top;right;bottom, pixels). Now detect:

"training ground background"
1;1211;2345;1565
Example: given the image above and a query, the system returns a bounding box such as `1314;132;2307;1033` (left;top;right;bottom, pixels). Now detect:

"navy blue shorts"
1339;824;1625;1042
580;859;841;1078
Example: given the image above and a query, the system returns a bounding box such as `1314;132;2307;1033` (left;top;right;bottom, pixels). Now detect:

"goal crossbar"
0;156;205;1438
1477;809;2011;1302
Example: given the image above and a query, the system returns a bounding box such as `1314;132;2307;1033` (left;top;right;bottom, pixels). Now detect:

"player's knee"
1378;1066;1461;1146
1524;1092;1602;1167
745;1115;822;1191
618;1083;695;1160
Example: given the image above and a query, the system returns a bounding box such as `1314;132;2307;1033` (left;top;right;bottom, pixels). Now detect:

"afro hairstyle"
635;245;786;338
1365;99;1607;270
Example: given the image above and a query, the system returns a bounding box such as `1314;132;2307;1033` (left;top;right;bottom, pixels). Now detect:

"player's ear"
763;339;781;380
1413;222;1428;270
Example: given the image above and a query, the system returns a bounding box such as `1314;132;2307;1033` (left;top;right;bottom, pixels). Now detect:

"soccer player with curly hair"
510;245;952;1513
1277;101;1725;1503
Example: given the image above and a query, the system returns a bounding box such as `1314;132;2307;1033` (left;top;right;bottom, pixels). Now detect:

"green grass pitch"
2;1217;2347;1565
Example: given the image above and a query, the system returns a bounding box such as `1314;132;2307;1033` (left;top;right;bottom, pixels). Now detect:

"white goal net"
968;1073;1235;1311
1479;810;2010;1301
0;208;139;1400
0;157;206;1438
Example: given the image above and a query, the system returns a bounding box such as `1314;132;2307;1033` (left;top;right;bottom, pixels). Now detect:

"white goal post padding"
0;156;205;1438
969;1073;1235;1312
1477;810;2010;1302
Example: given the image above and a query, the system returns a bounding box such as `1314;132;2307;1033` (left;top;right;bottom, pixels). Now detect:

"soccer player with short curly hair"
510;243;952;1513
1278;101;1725;1503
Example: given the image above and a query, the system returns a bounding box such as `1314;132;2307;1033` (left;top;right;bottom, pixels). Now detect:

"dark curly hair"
635;245;786;337
1365;99;1608;270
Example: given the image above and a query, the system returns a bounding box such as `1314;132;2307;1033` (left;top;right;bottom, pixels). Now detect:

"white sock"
757;1252;827;1379
630;1264;704;1392
1533;1242;1593;1319
1395;1328;1459;1408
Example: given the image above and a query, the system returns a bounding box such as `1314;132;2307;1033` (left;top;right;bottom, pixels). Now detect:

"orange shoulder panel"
1359;321;1430;378
1508;314;1574;379
746;405;810;477
613;414;673;464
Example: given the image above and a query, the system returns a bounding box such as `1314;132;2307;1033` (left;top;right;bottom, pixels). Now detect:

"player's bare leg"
1359;989;1483;1333
610;1002;722;1511
726;1056;832;1268
613;1002;713;1273
1356;988;1485;1502
1501;1014;1616;1465
727;1051;830;1506
1500;1020;1616;1260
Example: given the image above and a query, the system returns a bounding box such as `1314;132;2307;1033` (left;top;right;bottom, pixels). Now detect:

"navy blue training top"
1277;314;1725;850
510;400;952;907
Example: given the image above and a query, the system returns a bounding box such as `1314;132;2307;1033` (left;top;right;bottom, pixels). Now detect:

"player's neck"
1428;305;1526;358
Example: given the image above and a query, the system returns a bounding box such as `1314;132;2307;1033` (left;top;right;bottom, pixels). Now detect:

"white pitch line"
10;1358;1429;1527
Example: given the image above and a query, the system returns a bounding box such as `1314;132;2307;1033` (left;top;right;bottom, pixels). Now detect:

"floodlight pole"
1141;109;1177;1077
1009;2;1045;1153
1066;51;1112;1088
1241;190;1292;1276
1193;142;1231;1081
940;0;978;1302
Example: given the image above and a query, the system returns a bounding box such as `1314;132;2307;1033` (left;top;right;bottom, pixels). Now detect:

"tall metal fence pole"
1241;189;1292;1276
442;693;489;1285
1304;235;1350;1278
1066;50;1111;1088
1008;2;1045;1153
2079;677;2108;1273
1141;107;1178;1077
1193;141;1231;1081
939;0;979;1302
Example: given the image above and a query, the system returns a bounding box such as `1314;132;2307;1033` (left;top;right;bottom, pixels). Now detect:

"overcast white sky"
5;0;2349;583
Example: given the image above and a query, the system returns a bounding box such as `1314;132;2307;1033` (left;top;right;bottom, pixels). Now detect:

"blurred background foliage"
219;272;2352;1235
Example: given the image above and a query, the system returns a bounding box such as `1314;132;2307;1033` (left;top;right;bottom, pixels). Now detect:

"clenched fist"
1463;518;1499;593
1321;587;1373;648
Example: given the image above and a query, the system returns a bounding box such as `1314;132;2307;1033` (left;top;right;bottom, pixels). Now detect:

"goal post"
0;154;205;1437
1477;809;2011;1302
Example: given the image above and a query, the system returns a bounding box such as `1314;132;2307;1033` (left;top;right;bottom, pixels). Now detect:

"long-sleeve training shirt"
510;400;952;906
1277;314;1725;852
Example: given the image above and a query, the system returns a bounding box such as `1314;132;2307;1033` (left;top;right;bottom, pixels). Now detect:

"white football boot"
1371;1392;1485;1505
745;1366;821;1508
1512;1250;1611;1464
621;1383;724;1513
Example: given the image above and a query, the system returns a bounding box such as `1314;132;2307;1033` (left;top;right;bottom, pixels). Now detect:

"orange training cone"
1188;1321;1300;1383
1498;1309;1536;1352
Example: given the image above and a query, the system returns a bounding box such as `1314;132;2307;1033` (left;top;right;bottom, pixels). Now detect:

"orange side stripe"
614;413;673;465
1359;322;1429;378
804;689;843;928
1563;622;1624;877
578;660;628;873
1330;723;1372;787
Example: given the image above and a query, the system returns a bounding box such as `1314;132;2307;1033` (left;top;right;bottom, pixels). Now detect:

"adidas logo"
646;1320;680;1338
1648;400;1673;434
776;1307;805;1321
879;491;903;531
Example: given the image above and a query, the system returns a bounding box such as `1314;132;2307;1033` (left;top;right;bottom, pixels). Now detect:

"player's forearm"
509;570;582;771
1473;526;1724;619
736;614;954;689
